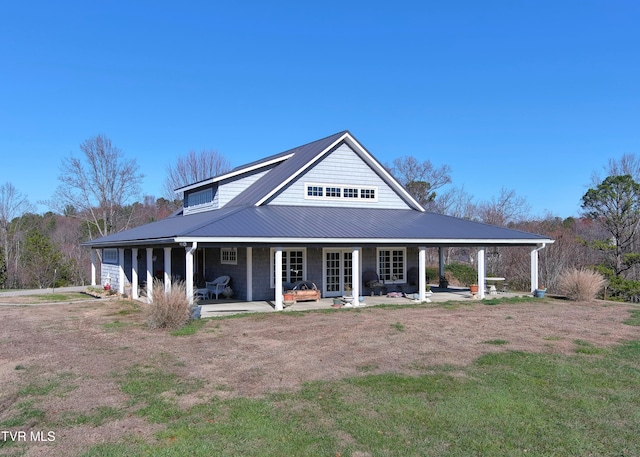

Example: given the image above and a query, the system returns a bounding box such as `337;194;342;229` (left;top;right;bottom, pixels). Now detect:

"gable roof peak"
226;130;424;211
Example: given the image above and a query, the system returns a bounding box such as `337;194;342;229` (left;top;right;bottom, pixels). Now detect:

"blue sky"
1;0;638;218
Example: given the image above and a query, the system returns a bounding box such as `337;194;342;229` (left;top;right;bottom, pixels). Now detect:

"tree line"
0;135;638;301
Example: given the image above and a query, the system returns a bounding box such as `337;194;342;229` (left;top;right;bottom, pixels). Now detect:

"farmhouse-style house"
84;131;553;309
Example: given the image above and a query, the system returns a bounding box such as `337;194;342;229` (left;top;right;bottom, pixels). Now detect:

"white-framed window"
343;188;358;198
377;248;406;283
186;187;214;207
270;248;307;287
307;185;323;197
221;248;237;265
325;186;341;198
360;188;376;199
305;183;378;202
103;248;118;265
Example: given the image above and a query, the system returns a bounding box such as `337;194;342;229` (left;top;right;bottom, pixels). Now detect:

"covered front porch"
90;242;547;310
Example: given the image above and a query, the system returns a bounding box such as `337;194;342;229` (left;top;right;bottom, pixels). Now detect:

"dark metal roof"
225;131;349;207
84;205;553;247
84;132;553;249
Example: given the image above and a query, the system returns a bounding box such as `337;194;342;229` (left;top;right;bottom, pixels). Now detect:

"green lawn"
2;302;639;456
80;339;640;456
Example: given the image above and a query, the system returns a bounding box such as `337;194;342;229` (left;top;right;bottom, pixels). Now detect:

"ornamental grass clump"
146;279;191;329
557;268;607;302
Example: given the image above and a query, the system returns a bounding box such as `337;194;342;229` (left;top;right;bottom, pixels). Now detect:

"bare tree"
53;135;144;239
435;186;476;218
476;188;530;226
0;183;35;287
388;156;452;210
164;149;231;200
592;153;640;186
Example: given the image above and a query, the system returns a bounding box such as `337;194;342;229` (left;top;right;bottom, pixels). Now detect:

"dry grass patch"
557;268;608;301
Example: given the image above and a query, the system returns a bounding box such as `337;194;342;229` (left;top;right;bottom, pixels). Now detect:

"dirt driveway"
1;297;639;455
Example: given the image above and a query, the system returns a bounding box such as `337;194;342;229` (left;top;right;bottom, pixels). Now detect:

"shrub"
445;263;477;286
146;279;191;329
557;268;607;302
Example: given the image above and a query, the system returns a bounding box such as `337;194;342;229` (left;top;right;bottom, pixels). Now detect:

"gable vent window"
305;183;378;202
361;188;376;199
325;187;341;198
307;186;323;197
344;188;358;198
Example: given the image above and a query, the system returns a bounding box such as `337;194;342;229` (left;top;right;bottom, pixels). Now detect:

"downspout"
531;243;546;293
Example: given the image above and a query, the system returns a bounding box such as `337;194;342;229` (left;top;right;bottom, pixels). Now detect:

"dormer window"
185;187;214;207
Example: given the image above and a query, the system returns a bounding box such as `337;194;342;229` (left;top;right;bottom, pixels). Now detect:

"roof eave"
173;236;554;246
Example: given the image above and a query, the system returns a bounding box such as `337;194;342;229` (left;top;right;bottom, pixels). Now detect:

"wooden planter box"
287;281;321;302
286;289;321;302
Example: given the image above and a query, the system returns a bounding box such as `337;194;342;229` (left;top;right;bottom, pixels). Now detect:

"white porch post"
118;248;125;294
477;247;486;299
352;247;360;304
164;247;172;293
246;247;253;301
91;249;97;286
419;246;426;302
146;248;153;303
275;247;283;311
531;245;540;293
185;243;196;305
131;248;139;300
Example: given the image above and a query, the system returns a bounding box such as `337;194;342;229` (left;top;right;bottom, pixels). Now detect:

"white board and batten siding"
270;143;411;210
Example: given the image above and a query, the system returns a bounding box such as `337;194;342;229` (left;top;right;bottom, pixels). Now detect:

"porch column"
477;247;486;299
352;247;361;304
246;247;253;301
91;250;97;286
274;247;283;310
118;248;125;295
419;246;426;302
131;248;139;300
438;247;445;286
146;248;153;303
164;247;172;293
531;245;540;293
185;243;196;305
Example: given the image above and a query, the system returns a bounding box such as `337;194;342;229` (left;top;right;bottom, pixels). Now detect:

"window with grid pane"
325;187;341;198
221;248;237;265
271;249;306;286
377;249;405;282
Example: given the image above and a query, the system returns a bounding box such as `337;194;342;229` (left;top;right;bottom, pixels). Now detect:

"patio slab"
198;287;525;318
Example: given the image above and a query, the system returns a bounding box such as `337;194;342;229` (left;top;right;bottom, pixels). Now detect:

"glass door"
324;250;353;297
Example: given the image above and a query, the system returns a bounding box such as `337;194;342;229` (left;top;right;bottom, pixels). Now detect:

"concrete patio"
198;286;525;318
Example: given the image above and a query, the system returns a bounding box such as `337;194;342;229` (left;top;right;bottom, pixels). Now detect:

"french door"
324;250;353;297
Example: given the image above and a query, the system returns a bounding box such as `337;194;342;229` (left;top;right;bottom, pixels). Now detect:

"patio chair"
206;275;230;300
362;270;387;296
